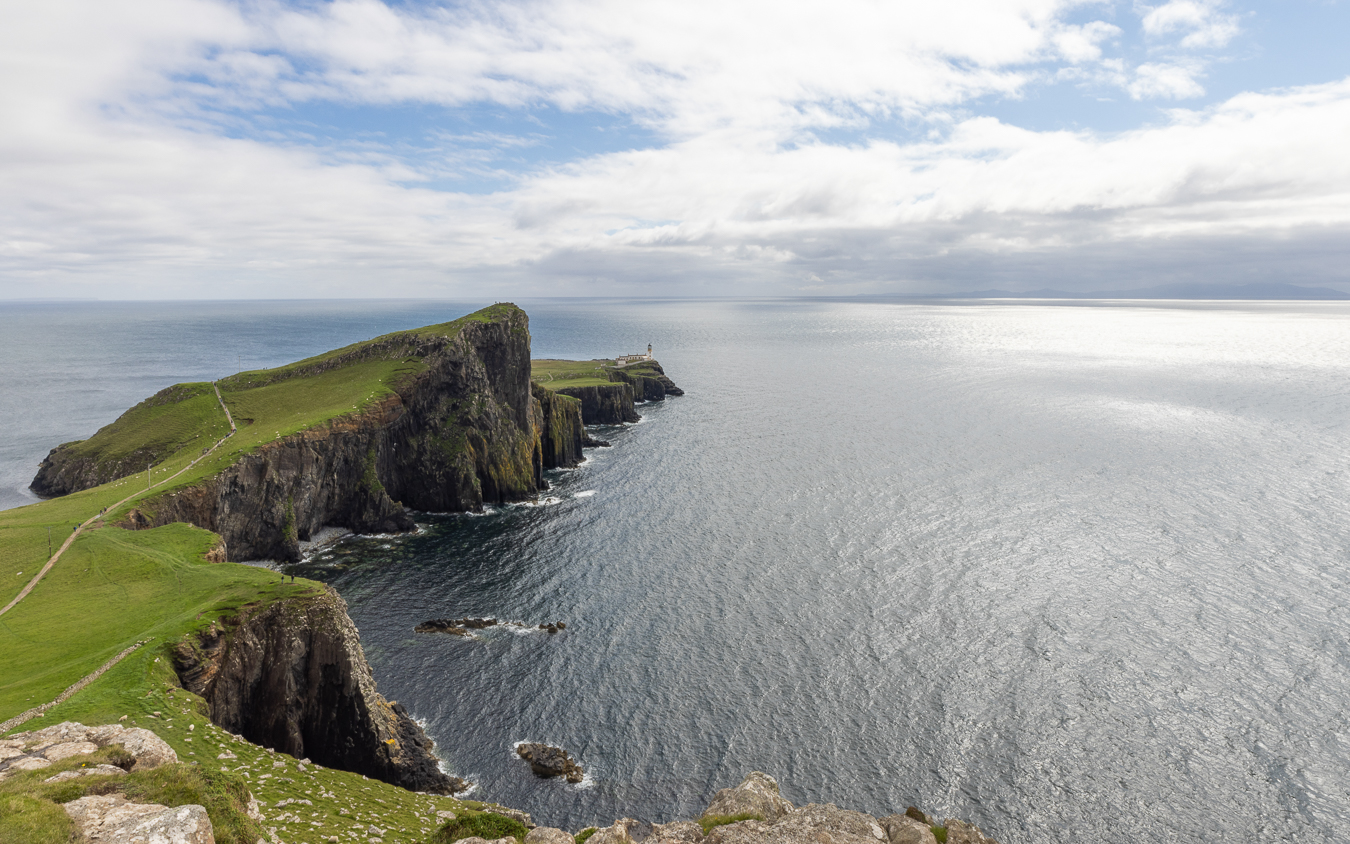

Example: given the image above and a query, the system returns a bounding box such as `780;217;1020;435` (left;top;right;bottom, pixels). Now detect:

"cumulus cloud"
0;0;1346;297
1139;0;1240;49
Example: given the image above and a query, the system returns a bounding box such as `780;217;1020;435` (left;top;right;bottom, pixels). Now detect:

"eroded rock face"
941;820;998;844
701;771;796;823
172;586;465;795
63;794;214;844
516;742;585;783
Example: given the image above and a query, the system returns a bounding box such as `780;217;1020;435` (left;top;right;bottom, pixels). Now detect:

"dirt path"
0;383;237;619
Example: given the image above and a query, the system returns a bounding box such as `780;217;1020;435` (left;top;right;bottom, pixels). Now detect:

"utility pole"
46;526;52;559
147;461;152;490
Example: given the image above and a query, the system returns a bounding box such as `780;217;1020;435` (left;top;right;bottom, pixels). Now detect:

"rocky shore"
476;771;998;844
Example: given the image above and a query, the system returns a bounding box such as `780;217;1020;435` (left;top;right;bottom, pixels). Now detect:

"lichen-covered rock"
516;742;584;783
941;819;998;844
63;794;214;843
525;826;576;844
706;804;884;844
878;815;937;844
172;585;465;795
701;771;796;823
586;819;639;844
43;739;98;760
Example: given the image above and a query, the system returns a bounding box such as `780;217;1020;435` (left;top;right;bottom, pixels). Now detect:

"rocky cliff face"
553;361;684;425
172;585;465;795
111;306;589;561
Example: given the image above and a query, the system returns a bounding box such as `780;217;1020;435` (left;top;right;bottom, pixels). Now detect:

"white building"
614;344;653;366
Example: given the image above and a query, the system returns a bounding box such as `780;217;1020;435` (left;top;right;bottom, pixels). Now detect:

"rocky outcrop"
701;771;796;823
59;304;594;562
0;721;177;781
552;360;683;425
515;742;584;782
557;772;998;844
63;794;214;844
553;384;641;425
171;585;466;795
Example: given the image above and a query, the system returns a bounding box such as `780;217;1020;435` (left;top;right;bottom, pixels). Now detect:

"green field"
530;358;618;388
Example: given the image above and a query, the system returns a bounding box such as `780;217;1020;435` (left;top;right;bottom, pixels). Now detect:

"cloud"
1129;61;1206;99
0;0;1347;298
1139;0;1240;49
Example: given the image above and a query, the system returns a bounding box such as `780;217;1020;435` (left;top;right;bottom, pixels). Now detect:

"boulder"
525;827;576;844
44;740;99;761
516;743;585;783
587;819;638;844
701;772;795;823
63;794;214;843
452;838;515;844
5;756;52;772
111;727;179;771
877;816;936;844
941;820;998;844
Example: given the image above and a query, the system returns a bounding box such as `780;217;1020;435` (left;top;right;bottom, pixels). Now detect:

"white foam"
574;490;597;498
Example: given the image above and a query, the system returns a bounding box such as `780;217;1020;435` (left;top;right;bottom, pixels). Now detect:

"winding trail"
0;383;237;620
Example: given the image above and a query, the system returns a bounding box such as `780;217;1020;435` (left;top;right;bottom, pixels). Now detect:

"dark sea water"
3;299;1350;843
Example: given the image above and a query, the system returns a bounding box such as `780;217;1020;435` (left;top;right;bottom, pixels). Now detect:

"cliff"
35;304;592;562
547;361;684;425
171;585;465;794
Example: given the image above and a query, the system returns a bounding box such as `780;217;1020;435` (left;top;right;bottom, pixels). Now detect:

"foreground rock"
701;771;796;823
0;721;176;781
173;586;468;795
516;742;584;783
560;772;997;844
64;793;214;844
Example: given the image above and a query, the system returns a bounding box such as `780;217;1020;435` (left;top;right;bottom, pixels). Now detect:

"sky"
2;0;1349;298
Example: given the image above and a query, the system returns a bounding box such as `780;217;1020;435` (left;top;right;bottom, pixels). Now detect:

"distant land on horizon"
897;282;1350;301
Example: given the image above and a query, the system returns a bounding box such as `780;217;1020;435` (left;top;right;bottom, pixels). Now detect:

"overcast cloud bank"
1;0;1347;298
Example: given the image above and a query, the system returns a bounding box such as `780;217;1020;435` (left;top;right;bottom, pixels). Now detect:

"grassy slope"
530;359;618;389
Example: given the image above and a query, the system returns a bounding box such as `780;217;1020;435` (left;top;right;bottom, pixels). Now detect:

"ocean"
3;298;1349;842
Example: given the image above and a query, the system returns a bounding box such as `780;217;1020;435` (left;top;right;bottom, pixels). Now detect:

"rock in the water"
515;742;584;783
64;794;214;844
878;815;937;844
525;827;576;844
538;621;567;633
701;771;795;823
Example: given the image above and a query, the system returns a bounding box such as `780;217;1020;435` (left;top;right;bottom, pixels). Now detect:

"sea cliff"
32;305;592;562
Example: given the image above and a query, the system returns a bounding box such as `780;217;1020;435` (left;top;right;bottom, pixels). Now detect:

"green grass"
931;826;947;843
574;827;598;844
428;808;529;843
530;359;617;389
698;813;764;834
0;523;314;724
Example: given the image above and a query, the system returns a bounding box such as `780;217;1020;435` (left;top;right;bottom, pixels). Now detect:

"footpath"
0;382;237;620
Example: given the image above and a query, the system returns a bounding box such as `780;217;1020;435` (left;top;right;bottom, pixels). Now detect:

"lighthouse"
647;343;653;360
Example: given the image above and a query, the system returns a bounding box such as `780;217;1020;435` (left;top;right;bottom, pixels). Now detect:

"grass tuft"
574;827;598;844
429;808;529;843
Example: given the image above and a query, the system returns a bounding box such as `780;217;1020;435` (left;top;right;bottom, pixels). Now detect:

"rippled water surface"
4;299;1350;843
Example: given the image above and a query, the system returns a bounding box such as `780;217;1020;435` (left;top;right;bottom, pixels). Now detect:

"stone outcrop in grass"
63;794;214;844
0;721;177;781
171;585;466;795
